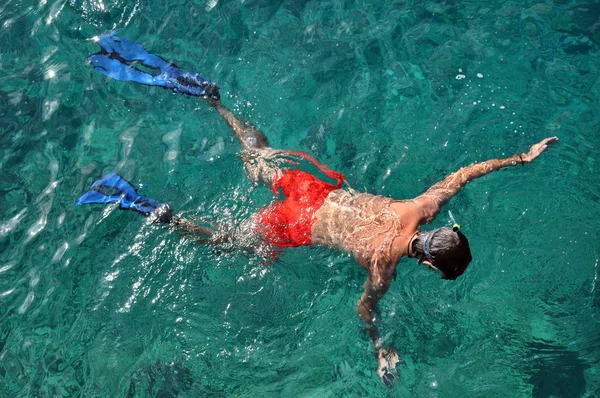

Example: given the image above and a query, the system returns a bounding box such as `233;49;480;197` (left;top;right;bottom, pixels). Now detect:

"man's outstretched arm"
413;137;558;224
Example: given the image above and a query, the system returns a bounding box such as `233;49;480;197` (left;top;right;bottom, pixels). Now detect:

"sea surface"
1;0;600;396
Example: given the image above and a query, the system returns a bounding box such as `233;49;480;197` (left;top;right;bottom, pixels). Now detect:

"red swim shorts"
255;152;345;248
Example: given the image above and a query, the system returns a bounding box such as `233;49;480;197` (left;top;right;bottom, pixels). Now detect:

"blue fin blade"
90;173;136;194
88;54;163;86
96;34;171;70
75;191;122;206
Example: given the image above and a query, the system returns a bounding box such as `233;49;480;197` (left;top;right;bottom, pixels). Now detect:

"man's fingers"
541;137;559;145
378;367;396;387
377;347;400;386
381;372;394;387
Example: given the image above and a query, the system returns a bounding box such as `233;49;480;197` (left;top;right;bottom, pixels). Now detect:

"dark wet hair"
412;227;472;280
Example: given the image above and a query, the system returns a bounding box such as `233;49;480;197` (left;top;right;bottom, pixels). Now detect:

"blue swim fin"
76;173;161;216
88;33;220;100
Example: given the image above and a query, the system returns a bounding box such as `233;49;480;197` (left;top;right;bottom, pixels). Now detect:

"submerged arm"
357;277;389;350
357;271;399;386
414;137;558;223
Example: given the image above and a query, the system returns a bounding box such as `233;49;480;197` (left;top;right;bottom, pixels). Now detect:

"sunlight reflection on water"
0;0;599;396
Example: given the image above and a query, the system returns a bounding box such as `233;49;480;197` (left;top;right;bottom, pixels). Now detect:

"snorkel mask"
420;211;463;276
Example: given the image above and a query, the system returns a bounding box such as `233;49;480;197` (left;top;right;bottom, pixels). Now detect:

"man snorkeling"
78;33;559;386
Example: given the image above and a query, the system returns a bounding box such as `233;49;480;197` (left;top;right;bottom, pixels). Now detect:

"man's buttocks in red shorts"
254;152;345;248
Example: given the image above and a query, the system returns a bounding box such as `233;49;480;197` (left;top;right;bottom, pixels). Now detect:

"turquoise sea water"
1;0;600;396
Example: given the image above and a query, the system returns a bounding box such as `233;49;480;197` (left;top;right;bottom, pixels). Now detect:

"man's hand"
522;136;559;163
376;347;400;387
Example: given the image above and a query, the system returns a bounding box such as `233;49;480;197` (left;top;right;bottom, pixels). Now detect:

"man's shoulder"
390;199;421;222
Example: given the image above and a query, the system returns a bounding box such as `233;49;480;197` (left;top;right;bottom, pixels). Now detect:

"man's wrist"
374;338;382;351
509;154;525;166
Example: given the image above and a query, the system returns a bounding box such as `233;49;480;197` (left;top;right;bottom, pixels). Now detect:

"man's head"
411;227;472;280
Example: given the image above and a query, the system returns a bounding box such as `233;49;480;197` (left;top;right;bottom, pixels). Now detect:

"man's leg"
75;172;268;252
206;98;345;192
208;99;270;151
207;98;288;186
75;172;219;238
87;34;284;187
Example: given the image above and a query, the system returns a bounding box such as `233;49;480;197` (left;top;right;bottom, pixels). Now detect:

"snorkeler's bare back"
311;189;422;275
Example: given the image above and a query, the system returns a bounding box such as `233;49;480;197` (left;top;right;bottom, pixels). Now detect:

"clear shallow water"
1;0;600;396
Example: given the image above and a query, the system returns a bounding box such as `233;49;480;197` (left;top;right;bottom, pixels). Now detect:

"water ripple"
0;0;600;396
